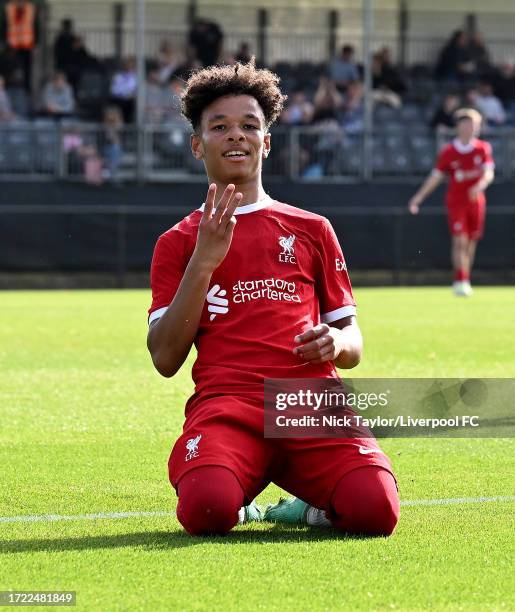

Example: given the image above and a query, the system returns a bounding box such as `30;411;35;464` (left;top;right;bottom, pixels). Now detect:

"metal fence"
45;2;515;67
44;27;515;71
2;121;515;183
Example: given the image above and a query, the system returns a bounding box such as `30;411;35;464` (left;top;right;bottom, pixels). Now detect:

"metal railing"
1;121;514;182
45;23;515;68
45;1;515;66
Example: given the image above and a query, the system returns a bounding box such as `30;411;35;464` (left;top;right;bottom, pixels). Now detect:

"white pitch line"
0;496;514;524
400;495;515;507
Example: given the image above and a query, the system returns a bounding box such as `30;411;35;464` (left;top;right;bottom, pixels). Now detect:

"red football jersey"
148;196;356;399
434;138;494;204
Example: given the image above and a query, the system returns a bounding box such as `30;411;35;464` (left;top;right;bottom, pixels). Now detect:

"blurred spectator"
430;93;460;130
53;19;75;74
66;36;99;92
0;74;15;121
157;40;180;84
341;80;364;134
2;0;38;92
493;63;515;103
311;76;343;126
110;57;137;123
221;52;237;66
145;64;165;123
280;90;314;125
168;50;202;83
235;42;252;64
40;71;75;119
0;43;23;85
188;17;223;67
468;31;490;76
435;30;476;81
1;68;29;116
372;53;402;108
159;76;190;168
470;81;506;125
101;105;123;184
62;124;102;184
377;47;406;93
302;78;345;178
329;44;359;91
162;76;186;124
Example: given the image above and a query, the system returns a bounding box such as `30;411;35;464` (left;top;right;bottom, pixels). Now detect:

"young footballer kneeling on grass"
147;60;399;537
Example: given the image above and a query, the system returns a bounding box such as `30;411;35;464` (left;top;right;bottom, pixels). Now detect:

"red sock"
454;268;466;282
330;466;400;536
176;466;244;536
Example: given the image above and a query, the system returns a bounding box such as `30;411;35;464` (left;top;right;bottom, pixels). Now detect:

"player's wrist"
332;326;362;369
334;344;361;369
188;251;217;276
331;329;349;363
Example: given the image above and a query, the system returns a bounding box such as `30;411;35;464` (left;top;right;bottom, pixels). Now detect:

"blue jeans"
103;143;122;179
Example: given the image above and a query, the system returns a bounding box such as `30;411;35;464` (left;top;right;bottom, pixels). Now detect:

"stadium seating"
1;52;514;181
1;118;511;180
1;126;33;173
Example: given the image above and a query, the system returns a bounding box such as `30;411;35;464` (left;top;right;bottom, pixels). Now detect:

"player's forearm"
476;168;494;192
147;255;213;377
333;323;363;369
413;173;442;204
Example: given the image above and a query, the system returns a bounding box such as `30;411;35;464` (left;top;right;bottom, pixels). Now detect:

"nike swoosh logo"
358;447;382;455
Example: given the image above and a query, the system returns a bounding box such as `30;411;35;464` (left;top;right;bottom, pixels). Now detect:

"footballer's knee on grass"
330;466;399;536
176;466;244;536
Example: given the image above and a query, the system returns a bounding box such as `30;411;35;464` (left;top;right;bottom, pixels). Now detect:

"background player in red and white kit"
408;109;495;296
147;60;399;536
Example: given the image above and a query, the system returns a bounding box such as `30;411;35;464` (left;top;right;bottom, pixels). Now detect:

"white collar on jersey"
453;138;478;154
198;194;273;215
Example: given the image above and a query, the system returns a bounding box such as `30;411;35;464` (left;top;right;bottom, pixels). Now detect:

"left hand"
468;184;483;201
293;324;342;364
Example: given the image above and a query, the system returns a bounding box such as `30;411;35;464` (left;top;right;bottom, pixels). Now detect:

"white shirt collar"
453;138;477;154
198;194;273;216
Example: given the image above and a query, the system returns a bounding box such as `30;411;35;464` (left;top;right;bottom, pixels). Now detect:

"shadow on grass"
1;524;375;554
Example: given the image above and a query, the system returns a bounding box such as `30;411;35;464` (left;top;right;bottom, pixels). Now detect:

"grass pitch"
1;287;514;611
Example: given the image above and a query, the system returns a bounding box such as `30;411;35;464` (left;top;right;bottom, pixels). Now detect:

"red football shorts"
168;393;396;513
446;195;486;240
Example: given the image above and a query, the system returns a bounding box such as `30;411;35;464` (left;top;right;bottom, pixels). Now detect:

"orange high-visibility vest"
5;2;36;50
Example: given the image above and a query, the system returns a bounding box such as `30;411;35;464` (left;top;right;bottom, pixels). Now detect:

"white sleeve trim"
482;162;495;169
148;306;168;325
321;305;357;324
431;168;443;177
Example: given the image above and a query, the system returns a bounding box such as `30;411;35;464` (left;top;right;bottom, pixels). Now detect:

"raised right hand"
192;183;242;272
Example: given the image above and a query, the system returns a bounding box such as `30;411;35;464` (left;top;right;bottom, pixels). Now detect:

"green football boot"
263;497;310;524
239;500;264;524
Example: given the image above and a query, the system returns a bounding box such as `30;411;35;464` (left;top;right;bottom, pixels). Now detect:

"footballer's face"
191;95;271;185
457;117;479;141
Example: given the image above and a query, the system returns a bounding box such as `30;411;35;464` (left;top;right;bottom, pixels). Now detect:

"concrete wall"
1;181;514;285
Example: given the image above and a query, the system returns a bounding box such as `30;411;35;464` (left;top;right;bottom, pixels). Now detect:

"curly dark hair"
181;59;287;131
